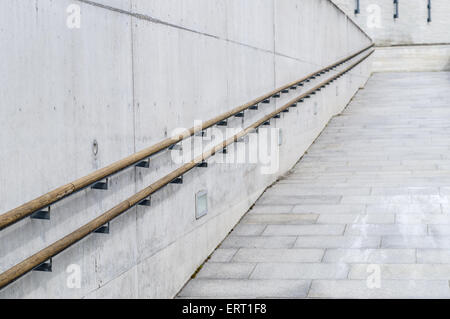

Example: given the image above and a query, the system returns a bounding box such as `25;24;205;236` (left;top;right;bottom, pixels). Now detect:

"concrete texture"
178;72;450;298
372;44;450;73
0;0;371;298
331;1;450;73
332;0;450;46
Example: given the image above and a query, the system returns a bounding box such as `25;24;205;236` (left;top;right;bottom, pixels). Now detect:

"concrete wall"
373;44;450;72
332;0;450;46
0;0;372;298
332;0;450;72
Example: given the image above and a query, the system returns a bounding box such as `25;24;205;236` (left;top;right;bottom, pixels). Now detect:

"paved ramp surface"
178;72;450;298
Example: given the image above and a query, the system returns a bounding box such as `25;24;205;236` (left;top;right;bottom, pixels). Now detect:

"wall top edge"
376;42;450;48
327;0;373;42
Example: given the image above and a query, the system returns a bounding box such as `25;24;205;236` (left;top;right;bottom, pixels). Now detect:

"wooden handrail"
0;48;374;289
0;43;373;232
0;44;373;230
0;44;374;230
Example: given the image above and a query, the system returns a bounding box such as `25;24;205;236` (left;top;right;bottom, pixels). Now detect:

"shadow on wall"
445;57;450;71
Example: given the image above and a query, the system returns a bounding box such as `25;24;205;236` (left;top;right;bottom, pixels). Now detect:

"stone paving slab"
263;224;345;236
178;72;450;298
316;213;394;224
230;224;267;236
179;279;311;298
196;263;256;279
209;249;238;262
241;213;318;224
291;204;366;214
232;248;324;263
345;224;427;236
381;236;450;249
396;214;450;225
308;280;450;299
322;249;416;264
250;263;349;280
221;236;297;248
294;236;381;249
258;195;342;205
248;205;294;214
349;264;450;280
417;249;450;263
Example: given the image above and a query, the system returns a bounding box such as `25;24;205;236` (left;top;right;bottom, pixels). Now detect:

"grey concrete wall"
332;1;450;72
332;0;450;46
373;44;450;72
0;0;371;298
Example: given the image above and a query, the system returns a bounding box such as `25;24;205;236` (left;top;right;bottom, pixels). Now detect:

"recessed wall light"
195;190;208;219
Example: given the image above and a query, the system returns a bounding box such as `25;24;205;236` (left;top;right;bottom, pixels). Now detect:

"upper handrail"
0;48;374;289
0;43;374;231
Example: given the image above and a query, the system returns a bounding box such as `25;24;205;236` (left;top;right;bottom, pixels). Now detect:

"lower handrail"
0;49;374;290
0;43;374;231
